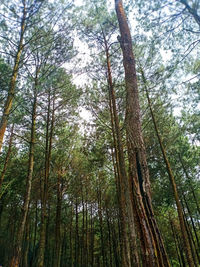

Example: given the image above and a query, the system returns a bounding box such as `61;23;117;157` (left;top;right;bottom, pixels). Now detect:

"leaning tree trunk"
9;69;38;267
115;1;170;266
0;124;14;190
0;1;26;152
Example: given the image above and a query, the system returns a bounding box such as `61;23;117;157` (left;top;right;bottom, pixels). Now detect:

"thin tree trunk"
90;204;94;267
31;199;38;267
97;190;107;267
81;190;85;267
23;219;30;267
141;67;195;267
111;218;120;267
179;155;200;216
111;148;126;266
181;200;199;265
75;197;79;266
183;193;200;252
115;1;169;266
9;69;38;267
54;173;62;267
0;124;14;190
85;200;88;267
69;202;73;267
0;1;26;152
169;215;183;266
37;89;54;267
105;206;113;267
102;28;139;266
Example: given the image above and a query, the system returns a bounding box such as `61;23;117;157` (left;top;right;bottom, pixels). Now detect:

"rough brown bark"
115;1;170;266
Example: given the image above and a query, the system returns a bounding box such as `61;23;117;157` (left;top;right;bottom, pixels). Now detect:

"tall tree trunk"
81;189;85;267
183;193;200;252
179;155;200;216
141;67;195;267
105;206;113;267
169;217;183;267
102;28;139;267
75;197;80;267
115;1;169;266
97;189;107;267
37;89;53;267
90;204;94;267
69;202;74;267
0;124;14;190
22;218;30;267
54;173;62;267
111;218;120;267
9;69;38;267
0;1;26;152
181;200;199;265
111;147;127;266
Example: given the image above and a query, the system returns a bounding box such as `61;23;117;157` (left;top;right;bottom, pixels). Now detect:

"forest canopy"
0;0;199;266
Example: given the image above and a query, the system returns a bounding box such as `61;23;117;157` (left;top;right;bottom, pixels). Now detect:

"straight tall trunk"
102;28;139;267
37;89;54;267
54;173;62;267
0;1;26;152
105;207;113;267
9;70;38;267
90;204;94;267
75;198;79;266
97;190;107;267
115;1;169;266
141;67;195;267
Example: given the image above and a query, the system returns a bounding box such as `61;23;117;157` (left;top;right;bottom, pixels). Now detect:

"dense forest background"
0;0;199;266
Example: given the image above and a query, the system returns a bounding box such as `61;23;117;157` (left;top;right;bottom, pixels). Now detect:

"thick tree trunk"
9;70;38;267
115;1;169;266
0;1;26;152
